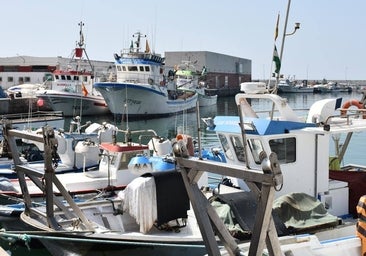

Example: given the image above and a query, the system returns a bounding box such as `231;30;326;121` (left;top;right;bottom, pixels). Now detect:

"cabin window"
122;66;126;71
128;66;138;72
230;135;246;162
66;75;72;80
117;66;122;71
74;76;79;81
7;77;13;82
55;75;59;79
145;66;150;72
82;76;88;82
61;75;66;80
269;137;296;164
139;66;144;72
25;77;30;82
119;151;146;169
0;77;2;82
18;77;24;84
218;134;234;160
248;139;264;164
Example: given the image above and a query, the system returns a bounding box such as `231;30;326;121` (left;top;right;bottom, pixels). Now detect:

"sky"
2;0;366;81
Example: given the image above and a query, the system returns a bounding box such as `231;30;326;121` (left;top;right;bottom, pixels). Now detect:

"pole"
276;0;291;86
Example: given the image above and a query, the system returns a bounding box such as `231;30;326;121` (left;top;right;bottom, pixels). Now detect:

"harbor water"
1;90;366;255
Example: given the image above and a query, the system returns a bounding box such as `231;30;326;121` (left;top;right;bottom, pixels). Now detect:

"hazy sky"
2;0;365;80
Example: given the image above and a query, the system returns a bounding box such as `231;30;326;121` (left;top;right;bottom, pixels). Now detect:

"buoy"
37;98;44;107
341;99;366;118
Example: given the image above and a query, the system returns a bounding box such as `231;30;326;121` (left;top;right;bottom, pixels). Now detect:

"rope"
0;229;207;249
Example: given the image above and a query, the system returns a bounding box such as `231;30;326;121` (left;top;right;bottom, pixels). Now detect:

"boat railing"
118;128;158;145
324;110;366;126
0;111;64;121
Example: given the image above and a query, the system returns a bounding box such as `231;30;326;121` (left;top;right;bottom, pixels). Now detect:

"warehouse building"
165;51;251;96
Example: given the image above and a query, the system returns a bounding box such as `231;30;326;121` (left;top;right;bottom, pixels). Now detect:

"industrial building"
0;51;252;96
165;51;251;96
0;56;113;89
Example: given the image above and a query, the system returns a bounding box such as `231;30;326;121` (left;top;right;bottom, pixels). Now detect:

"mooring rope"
0;229;207;249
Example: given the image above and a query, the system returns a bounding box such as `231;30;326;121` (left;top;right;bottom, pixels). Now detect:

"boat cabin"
52;70;93;94
209;85;366;217
113;32;165;86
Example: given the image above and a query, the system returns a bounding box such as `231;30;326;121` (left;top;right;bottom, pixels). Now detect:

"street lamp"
286;22;300;36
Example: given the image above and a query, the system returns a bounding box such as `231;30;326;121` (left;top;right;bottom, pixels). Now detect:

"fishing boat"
1;113;362;256
35;22;110;117
205;82;366;216
93;32;198;119
175;61;217;107
0;118;119;199
277;79;314;93
0;84;51;114
0;119;188;201
0;111;65;181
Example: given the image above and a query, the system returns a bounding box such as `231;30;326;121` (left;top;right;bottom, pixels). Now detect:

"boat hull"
278;86;314;93
94;82;198;117
36;91;110;116
20;211;207;256
198;94;217;107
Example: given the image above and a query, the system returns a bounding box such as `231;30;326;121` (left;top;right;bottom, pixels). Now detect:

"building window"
225;76;228;87
269;137;296;164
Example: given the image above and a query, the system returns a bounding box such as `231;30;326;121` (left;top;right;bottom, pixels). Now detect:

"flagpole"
268;13;280;93
276;0;300;87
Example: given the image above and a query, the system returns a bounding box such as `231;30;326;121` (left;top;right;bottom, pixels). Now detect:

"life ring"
340;99;366;118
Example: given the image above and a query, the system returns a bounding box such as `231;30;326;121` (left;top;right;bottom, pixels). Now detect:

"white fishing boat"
175;61;217;107
35;22;110;117
0;120;187;201
94;32;198;119
0;83;51;114
1;90;365;256
277;79;314;93
199;82;366;254
0;118;118;197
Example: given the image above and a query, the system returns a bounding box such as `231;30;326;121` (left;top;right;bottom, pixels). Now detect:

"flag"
81;83;88;96
273;45;281;74
274;13;280;41
145;40;150;53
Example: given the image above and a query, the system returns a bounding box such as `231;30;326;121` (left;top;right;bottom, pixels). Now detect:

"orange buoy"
340;99;365;118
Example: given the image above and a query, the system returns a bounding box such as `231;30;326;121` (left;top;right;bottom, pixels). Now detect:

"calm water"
1;90;366;255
